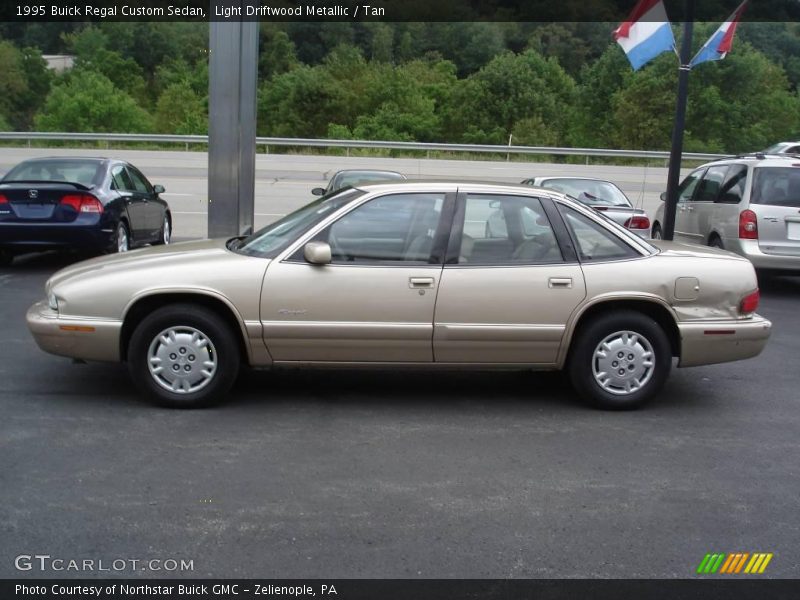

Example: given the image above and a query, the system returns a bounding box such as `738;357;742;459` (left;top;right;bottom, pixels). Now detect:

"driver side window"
318;193;445;264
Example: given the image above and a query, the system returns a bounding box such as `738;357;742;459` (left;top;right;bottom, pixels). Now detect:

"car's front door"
126;166;161;239
433;192;586;365
260;191;454;362
111;165;147;240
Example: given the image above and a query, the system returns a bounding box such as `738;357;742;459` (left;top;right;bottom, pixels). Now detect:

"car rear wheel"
0;249;12;267
154;214;171;245
709;236;724;249
568;310;671;410
651;223;662;240
115;221;130;253
127;304;240;408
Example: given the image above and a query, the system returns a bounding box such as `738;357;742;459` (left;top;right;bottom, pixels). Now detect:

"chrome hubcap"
592;330;655;396
163;218;171;244
147;326;217;394
117;226;129;252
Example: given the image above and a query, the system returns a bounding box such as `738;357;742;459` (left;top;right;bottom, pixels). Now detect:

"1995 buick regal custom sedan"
26;182;772;410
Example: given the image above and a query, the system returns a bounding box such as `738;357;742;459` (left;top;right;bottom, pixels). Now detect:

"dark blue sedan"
0;157;172;265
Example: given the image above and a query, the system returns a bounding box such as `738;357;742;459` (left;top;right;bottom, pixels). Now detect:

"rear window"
750;167;800;208
2;159;103;187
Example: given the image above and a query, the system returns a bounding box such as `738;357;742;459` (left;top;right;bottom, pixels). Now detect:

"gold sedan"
27;182;771;409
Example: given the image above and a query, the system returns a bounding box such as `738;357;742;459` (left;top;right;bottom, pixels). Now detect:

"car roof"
334;169;404;176
529;176;618;185
20;156;109;163
703;153;800;168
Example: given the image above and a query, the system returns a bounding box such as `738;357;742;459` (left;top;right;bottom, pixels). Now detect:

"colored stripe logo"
697;552;773;574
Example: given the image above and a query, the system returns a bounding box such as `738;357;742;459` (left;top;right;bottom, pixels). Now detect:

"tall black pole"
662;0;694;241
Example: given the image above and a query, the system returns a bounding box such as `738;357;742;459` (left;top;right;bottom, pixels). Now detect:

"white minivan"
652;154;800;273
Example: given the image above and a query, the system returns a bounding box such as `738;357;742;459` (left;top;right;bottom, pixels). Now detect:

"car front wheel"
568;310;672;410
127;304;240;408
154;214;171;245
115;221;130;253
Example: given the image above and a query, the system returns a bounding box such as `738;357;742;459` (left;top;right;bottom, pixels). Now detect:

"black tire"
709;235;724;249
0;249;13;267
112;221;130;254
127;303;241;408
153;213;171;246
651;223;662;240
568;310;672;410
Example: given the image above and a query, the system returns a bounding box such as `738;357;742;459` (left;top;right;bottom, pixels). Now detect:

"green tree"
63;27;148;104
449;50;578;145
35;70;152;133
154;82;206;134
259;26;298;80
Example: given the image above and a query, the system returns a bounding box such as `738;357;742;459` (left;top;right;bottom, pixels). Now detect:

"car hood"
650;240;747;261
46;238;271;322
47;239;233;288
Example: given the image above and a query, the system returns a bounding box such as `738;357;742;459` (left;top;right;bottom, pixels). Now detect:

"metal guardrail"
0;132;729;161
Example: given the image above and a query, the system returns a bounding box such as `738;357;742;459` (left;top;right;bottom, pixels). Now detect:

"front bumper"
26;300;122;362
678;315;772;367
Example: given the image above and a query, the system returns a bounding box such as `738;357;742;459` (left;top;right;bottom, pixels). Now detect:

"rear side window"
559;207;637;262
750;168;800;208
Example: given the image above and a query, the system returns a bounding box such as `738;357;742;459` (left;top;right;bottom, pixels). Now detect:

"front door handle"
409;277;435;289
548;277;573;289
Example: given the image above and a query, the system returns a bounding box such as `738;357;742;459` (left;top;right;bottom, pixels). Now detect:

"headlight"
48;292;59;311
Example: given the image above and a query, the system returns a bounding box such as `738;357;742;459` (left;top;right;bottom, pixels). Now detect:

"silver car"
652;154;800;273
522;177;651;238
763;142;800;155
27;182;770;411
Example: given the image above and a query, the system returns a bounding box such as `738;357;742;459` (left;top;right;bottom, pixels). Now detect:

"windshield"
542;179;631;207
763;143;788;154
2;159;103;186
750;167;800;208
235;188;364;257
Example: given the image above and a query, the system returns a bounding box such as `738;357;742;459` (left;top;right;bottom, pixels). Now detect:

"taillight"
60;194;103;214
624;215;651;230
738;209;758;239
0;194;8;204
739;289;760;314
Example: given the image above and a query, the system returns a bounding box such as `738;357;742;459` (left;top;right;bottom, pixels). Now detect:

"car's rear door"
749;166;800;258
260;190;455;362
433;191;586;365
688;165;729;244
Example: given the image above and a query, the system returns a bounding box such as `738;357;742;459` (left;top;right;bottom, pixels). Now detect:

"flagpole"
662;0;695;241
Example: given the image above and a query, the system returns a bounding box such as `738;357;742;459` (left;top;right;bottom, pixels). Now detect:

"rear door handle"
548;277;573;289
409;277;435;289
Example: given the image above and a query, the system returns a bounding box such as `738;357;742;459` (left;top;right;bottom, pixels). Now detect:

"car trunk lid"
0;181;93;222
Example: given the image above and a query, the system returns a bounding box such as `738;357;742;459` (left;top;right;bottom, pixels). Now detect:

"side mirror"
304;241;331;265
311;187;325;196
659;192;667;202
153;184;165;194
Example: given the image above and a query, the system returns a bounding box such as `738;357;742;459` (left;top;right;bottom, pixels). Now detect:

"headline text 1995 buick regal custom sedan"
27;182;771;410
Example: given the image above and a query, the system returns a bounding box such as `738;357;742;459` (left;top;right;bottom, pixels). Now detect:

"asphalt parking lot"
1;251;799;579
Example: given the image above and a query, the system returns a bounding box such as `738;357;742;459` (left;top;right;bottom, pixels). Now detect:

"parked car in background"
0;157;171;265
28;182;769;411
312;169;406;196
651;154;800;273
521;176;651;237
763;141;800;155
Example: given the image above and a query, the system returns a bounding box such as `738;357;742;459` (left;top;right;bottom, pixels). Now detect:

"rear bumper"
678;315;771;367
726;239;800;272
26;300;121;362
0;221;113;251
